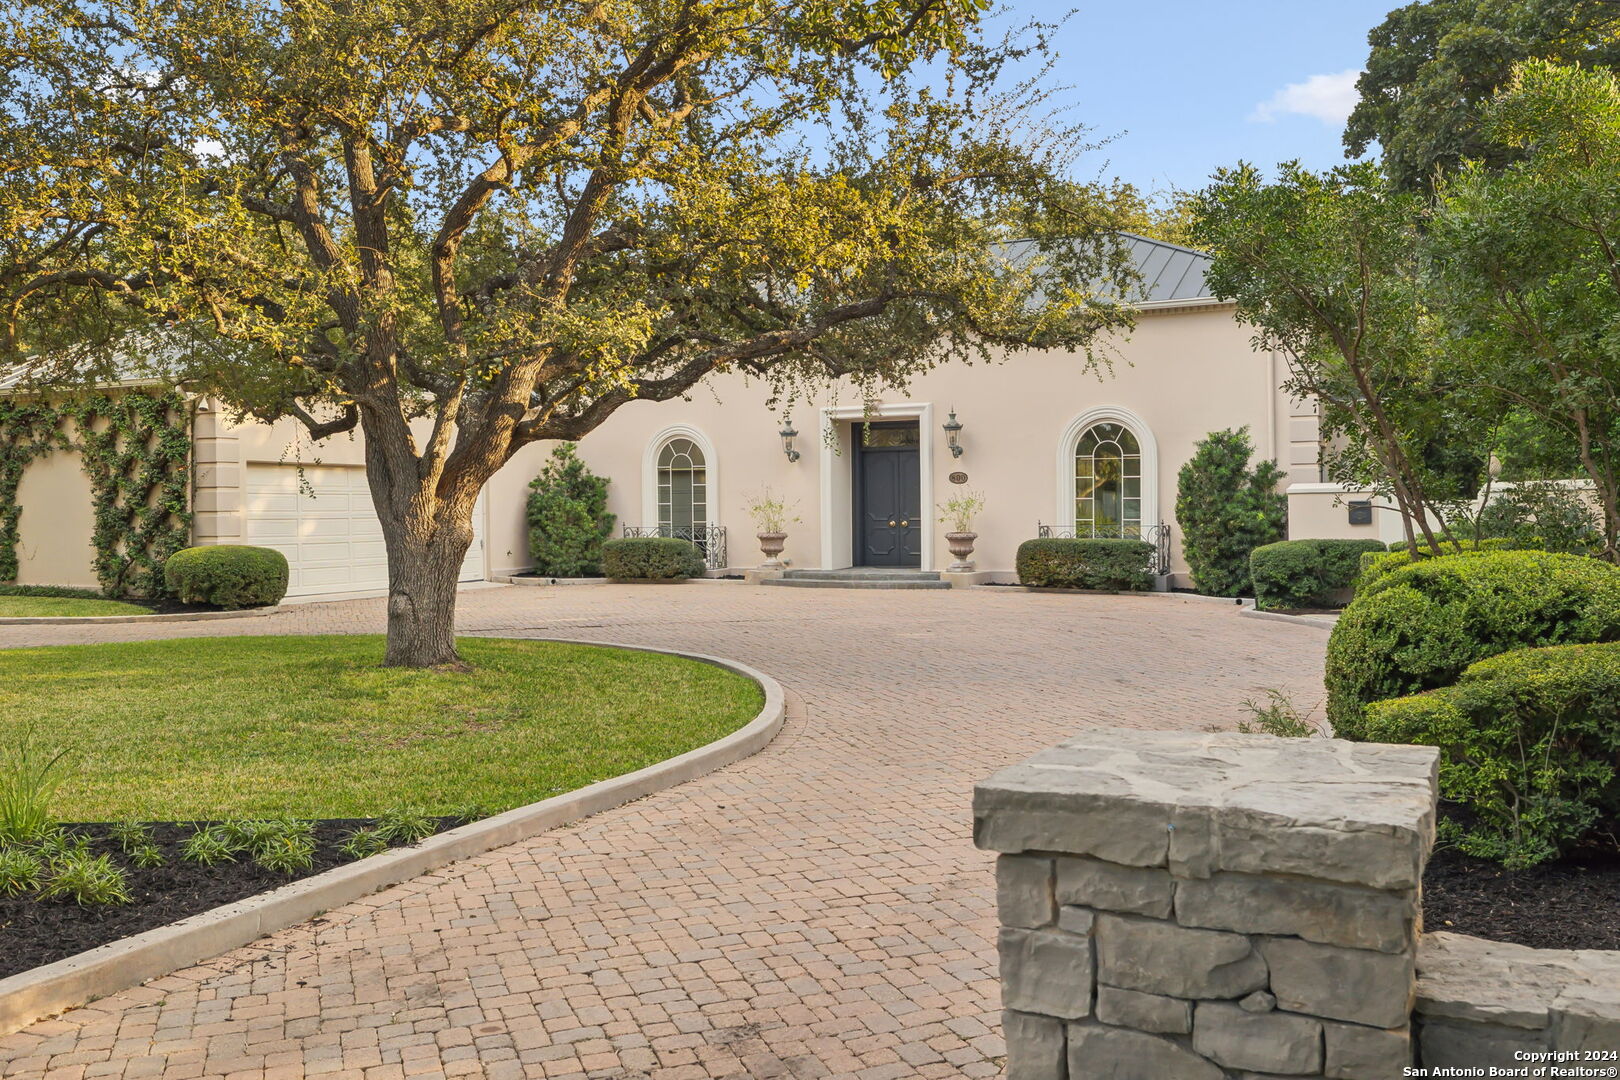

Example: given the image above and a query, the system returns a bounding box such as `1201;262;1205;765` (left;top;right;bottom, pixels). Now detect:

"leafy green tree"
1;0;1142;666
526;444;614;578
1345;0;1620;192
1190;161;1470;555
1429;60;1620;560
1175;427;1286;597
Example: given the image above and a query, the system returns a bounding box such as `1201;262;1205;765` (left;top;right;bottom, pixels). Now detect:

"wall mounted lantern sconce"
780;419;801;463
943;409;964;458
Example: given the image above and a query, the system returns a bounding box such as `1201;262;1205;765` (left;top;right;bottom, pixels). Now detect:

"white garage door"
244;464;485;598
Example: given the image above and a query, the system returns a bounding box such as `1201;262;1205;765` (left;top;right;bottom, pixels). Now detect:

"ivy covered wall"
0;390;192;596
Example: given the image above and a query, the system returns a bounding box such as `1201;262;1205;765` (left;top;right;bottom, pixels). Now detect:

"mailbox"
1348;500;1373;526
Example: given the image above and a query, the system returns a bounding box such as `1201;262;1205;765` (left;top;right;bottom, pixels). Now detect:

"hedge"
1249;538;1389;611
0;584;106;600
163;545;289;609
1015;538;1155;591
600;537;706;581
1324;550;1620;740
1356;537;1521;594
1364;642;1620;868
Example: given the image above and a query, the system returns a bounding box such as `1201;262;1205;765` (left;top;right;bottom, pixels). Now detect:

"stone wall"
974;730;1440;1080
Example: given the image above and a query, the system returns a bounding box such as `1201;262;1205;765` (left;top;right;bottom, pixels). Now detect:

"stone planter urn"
757;531;788;569
945;530;978;573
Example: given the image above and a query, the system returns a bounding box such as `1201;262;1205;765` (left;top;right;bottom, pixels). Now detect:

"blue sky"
986;0;1400;196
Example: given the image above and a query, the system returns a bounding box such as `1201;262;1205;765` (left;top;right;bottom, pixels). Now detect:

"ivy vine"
0;390;192;596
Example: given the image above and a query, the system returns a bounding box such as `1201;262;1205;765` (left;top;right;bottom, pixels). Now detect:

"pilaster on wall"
190;401;243;546
974;730;1439;1080
1285;396;1323;487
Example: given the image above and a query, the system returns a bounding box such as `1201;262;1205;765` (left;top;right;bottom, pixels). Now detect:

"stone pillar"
974;730;1438;1080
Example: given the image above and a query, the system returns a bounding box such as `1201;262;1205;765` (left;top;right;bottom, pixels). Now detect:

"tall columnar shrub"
1175;427;1286;596
1325;550;1620;739
525;444;614;578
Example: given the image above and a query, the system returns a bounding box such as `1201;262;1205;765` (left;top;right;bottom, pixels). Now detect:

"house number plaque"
949;471;969;485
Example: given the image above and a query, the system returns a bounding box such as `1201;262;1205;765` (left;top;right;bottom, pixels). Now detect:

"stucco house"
1;235;1389;598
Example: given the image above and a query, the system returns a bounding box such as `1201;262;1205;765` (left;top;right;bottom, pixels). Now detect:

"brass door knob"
900;520;910;527
888;520;897;527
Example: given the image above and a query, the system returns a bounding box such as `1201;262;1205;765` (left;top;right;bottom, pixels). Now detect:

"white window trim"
642;424;719;530
1055;406;1160;533
819;401;935;571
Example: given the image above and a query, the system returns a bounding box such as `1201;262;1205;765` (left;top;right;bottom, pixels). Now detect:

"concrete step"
781;569;942;582
761;577;952;590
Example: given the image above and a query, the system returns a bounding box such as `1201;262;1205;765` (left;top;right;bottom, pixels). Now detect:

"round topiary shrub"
163;546;290;609
1325;549;1620;740
1249;538;1389;611
1364;642;1620;868
1354;537;1521;595
600;537;706;581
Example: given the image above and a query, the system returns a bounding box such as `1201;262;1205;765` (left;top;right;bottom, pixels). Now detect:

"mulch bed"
0;819;456;980
1422;838;1620;950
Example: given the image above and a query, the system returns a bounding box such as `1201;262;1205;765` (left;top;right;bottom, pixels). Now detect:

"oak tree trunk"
380;522;474;668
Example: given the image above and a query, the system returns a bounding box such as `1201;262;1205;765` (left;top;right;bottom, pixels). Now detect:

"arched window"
1074;422;1143;538
657;437;707;534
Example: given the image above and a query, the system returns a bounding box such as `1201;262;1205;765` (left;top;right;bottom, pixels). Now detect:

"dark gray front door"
854;422;921;567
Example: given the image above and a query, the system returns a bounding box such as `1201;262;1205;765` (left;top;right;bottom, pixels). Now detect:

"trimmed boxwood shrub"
600;537;706;581
1325;550;1620;740
1356;537;1521;594
1015;538;1155;591
0;584;106;600
1364;642;1620;868
1249;538;1389;611
163;545;289;609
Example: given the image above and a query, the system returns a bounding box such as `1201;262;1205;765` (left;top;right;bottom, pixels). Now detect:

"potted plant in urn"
746;489;800;569
938;491;985;572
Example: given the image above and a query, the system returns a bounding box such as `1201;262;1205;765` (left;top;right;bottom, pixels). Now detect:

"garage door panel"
244;464;483;598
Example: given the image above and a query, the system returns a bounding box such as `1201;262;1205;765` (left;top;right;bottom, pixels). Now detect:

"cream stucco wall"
13;446;99;588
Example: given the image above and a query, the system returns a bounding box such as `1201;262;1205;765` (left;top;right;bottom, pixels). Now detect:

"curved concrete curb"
0;642;787;1037
0;605;282;627
1238;606;1338;630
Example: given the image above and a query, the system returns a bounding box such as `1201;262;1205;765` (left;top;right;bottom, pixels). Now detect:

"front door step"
762;569;951;590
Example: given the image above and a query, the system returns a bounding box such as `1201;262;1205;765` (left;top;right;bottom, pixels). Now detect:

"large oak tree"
2;0;1139;666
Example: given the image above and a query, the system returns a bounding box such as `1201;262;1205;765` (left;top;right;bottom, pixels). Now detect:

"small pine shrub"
526;444;616;577
1175;427;1287;597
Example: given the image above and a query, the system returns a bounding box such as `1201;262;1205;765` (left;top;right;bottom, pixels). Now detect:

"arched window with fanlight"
657;437;707;535
1074;421;1143;539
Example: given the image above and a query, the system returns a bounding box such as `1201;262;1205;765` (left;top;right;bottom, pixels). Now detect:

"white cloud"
1250;69;1362;127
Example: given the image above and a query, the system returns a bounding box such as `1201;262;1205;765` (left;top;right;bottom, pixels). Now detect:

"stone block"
1005;1010;1067;1080
1418;931;1620;1048
1066;1022;1222;1080
1000;855;1057;929
1323;1020;1411;1079
1057;858;1174;919
1419;1018;1548;1068
1095;986;1191;1035
974;730;1438;889
1002;928;1094;1020
1174;872;1414;953
1262;938;1413;1029
1238;991;1275;1013
1058;906;1095;935
1192;1001;1322;1075
1094;913;1266;1000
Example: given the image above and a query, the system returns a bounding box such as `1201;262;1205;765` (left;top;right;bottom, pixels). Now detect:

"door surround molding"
818;401;935;571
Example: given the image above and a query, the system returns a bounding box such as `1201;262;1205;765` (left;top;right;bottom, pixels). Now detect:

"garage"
243;464;485;598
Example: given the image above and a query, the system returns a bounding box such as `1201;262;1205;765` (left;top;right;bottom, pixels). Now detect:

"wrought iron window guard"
1037;522;1173;576
622;524;728;570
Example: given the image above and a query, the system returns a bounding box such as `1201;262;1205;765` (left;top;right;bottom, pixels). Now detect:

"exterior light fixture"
943;409;964;458
780;418;801;463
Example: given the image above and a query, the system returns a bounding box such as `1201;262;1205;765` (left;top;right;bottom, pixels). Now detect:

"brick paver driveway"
0;584;1326;1080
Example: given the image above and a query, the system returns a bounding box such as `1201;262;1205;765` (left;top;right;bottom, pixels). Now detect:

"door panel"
855;425;921;567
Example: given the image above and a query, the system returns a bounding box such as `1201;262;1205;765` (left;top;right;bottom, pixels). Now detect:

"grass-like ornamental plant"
107;820;153;853
1326;550;1620;739
337;827;390;861
40;849;132;906
0;732;71;845
163;545;290;609
1364;642;1620;868
254;833;316;875
1249;538;1389;611
1015;538;1155;591
179;827;236;866
374;807;437;846
0;846;44;896
600;538;706;581
129;842;165;869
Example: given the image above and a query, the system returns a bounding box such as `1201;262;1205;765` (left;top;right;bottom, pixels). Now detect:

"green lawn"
0;636;764;820
0;596;151;617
